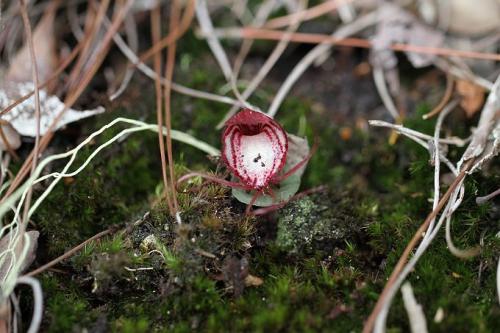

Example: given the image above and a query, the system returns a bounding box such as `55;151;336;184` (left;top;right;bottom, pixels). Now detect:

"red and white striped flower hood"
222;109;288;190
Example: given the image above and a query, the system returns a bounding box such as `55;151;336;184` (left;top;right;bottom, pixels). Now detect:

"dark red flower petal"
222;109;288;190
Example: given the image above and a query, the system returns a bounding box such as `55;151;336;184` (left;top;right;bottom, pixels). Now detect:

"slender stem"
18;0;43;235
151;5;174;214
423;73;455;119
273;137;318;183
264;0;353;29
217;27;500;62
25;228;113;277
177;172;248;190
363;159;474;333
163;0;182;216
132;0;195;67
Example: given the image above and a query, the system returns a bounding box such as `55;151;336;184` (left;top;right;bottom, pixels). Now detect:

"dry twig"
163;0;182;219
422;73;455;119
214;28;500;62
151;5;174;215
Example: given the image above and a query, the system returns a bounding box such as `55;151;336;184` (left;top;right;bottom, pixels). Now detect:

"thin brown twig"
221;28;500;62
67;0;110;91
65;0;132;107
231;0;282;84
24;228;113;277
163;0;183;216
176;172;248;190
264;0;352;29
218;0;311;129
18;0;43;234
66;0;110;91
151;6;174;214
423;73;455;119
131;0;195;68
363;159;474;333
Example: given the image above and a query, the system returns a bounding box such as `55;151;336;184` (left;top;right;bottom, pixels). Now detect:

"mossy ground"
19;30;500;333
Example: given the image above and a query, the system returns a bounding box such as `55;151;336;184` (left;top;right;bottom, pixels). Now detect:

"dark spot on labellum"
253;153;262;163
261;162;265;167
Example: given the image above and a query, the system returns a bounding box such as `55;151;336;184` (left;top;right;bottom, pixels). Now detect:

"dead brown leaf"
456;79;485;118
244;274;263;287
0;301;10;333
0;123;21;151
222;256;249;297
7;3;59;86
0;231;39;281
460;75;500;173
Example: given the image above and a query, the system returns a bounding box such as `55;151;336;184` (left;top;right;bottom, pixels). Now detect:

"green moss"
276;191;367;254
41;275;97;332
112;318;150;333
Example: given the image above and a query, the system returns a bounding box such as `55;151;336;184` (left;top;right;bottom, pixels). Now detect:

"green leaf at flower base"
232;133;310;207
232;173;302;207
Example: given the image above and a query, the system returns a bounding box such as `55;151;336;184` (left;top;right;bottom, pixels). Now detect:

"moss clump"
41;275;99;332
127;178;257;289
276;191;367;254
36;173;259;331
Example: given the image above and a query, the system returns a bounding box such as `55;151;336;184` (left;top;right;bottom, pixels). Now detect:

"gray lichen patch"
276;191;367;254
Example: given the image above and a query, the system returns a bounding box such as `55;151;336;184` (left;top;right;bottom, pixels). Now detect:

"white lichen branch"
401;282;428;333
